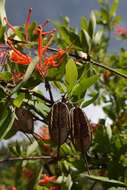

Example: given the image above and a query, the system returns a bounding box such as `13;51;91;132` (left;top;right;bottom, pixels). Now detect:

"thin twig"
0;155;52;164
45;80;54;103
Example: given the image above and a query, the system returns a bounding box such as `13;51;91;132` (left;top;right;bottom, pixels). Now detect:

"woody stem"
0;155;52;164
47;47;127;79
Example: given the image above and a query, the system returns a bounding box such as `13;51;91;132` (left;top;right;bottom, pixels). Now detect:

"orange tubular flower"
44;49;65;67
9;50;32;65
39;175;56;186
7;39;32;65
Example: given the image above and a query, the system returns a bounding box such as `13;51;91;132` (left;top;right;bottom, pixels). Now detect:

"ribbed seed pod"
48;101;70;145
13;108;34;134
70;107;91;153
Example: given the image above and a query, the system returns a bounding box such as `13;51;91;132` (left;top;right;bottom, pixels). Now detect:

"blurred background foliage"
0;0;127;189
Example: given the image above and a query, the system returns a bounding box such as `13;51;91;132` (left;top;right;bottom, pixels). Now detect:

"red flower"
35;126;50;141
39;175;56;185
113;25;127;37
9;50;32;65
44;49;65;67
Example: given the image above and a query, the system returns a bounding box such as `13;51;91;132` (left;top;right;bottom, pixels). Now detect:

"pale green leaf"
71;75;99;99
13;93;25;108
65;58;78;91
88;11;96;38
110;0;119;17
80;174;126;187
80;16;88;30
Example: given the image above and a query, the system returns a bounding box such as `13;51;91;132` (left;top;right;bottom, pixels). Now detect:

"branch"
45;80;54;103
47;47;127;79
0;155;52;163
90;59;127;79
20;88;53;105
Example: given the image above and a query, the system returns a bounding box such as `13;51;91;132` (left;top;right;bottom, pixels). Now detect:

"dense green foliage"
0;0;127;189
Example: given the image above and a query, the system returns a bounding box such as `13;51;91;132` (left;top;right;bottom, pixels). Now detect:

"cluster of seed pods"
48;101;92;155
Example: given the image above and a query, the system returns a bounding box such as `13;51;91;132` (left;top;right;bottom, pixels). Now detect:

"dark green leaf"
80;29;91;52
58;26;71;44
0;109;15;140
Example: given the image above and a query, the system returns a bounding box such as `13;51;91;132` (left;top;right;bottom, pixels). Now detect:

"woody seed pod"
48;101;70;145
13;108;34;134
70;107;91;153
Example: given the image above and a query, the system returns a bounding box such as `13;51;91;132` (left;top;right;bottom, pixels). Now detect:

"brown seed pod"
70;107;91;153
48;101;70;145
13;107;34;134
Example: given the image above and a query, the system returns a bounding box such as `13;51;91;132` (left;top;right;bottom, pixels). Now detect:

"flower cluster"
1;8;66;79
39;175;56;185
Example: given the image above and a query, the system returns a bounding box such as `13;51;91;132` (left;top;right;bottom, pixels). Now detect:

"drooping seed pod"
13;107;34;134
70;107;91;153
48;101;70;145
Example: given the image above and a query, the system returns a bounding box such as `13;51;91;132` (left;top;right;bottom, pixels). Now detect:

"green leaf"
93;30;103;45
80;93;99;108
80;174;126;187
0;26;5;42
0;109;15;140
110;0;119;17
115;69;127;76
65;58;78;91
69;31;81;48
98;0;103;4
88;11;96;38
59;26;71;44
0;108;9;129
0;71;12;81
52;81;67;93
80;16;88;30
80;29;91;52
71;75;99;99
13;93;25;108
